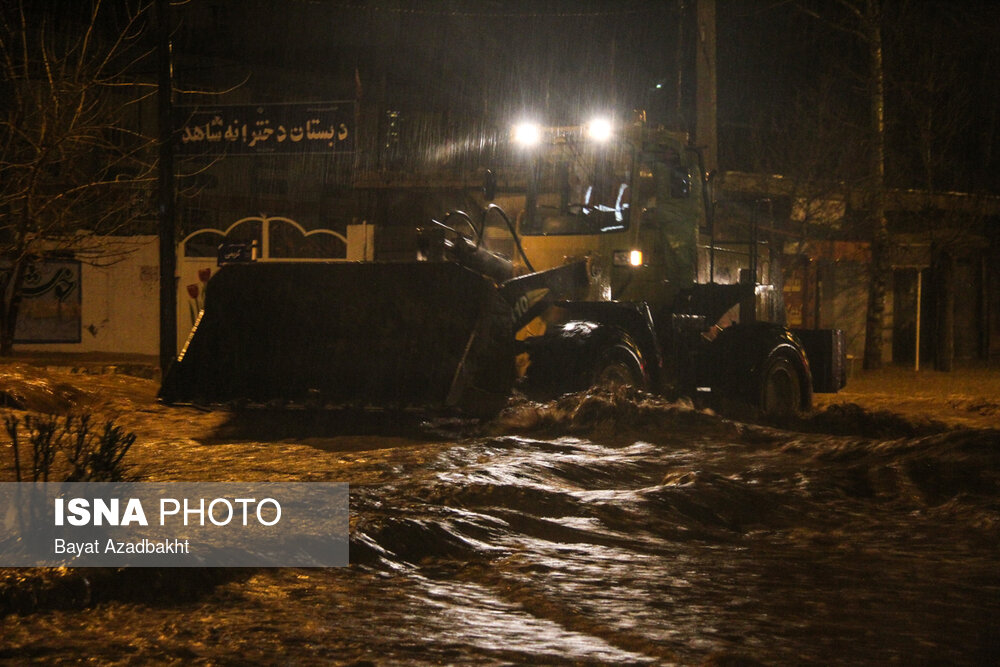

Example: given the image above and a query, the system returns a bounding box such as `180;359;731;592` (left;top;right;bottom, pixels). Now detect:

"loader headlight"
613;250;643;267
513;122;541;147
587;118;613;142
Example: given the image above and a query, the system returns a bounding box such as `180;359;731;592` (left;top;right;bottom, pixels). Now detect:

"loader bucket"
159;262;515;414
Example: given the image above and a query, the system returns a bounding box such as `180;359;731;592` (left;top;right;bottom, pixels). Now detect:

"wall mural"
186;268;212;327
0;260;82;343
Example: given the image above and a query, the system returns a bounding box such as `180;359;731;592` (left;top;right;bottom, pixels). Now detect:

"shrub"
4;412;137;482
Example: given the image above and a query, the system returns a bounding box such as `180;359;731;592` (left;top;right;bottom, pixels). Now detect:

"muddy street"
2;372;1000;665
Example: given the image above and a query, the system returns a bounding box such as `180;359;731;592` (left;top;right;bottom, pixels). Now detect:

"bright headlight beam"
588;118;613;142
513;122;541;146
629;250;643;267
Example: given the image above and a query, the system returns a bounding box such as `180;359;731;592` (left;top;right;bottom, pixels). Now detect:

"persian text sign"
0;483;349;567
175;101;354;155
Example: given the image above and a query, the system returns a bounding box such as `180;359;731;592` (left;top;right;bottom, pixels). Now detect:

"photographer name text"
55;537;190;555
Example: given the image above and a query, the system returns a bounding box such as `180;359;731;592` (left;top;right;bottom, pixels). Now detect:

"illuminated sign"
175;101;355;156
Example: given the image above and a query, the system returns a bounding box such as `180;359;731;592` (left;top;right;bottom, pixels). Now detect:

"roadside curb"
6;356;160;381
33;363;160;381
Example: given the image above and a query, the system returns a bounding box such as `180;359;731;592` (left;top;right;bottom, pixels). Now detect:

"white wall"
21;225;375;357
19;236;160;355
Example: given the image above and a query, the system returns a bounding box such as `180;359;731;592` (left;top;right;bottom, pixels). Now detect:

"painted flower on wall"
187;268;212;325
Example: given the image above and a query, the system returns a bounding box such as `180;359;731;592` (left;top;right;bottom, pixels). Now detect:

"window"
521;139;633;236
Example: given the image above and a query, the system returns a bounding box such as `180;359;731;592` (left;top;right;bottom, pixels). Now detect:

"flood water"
3;391;999;665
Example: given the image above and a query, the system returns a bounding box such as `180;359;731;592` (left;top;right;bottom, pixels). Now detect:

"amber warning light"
613;250;644;267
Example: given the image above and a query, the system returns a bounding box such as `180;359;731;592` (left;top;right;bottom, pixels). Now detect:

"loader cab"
512;122;704;312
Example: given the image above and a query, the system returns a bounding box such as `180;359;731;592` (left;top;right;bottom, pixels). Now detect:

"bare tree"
0;0;155;355
887;5;990;371
891;10;954;369
857;0;890;371
790;0;889;369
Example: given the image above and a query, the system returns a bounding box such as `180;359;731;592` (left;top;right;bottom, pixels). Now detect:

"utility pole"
155;0;177;373
695;0;718;173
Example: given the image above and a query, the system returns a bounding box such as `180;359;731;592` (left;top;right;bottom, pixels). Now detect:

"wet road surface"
3;389;999;665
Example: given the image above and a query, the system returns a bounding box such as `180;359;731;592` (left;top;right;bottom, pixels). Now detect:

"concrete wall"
18;224;376;357
19;236;160;356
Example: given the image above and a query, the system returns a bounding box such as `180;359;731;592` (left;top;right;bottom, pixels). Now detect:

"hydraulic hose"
484;203;534;273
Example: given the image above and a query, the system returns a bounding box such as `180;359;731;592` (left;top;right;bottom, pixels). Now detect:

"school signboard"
175;101;355;156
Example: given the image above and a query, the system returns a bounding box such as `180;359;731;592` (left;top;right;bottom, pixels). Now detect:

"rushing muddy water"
3;389;1000;665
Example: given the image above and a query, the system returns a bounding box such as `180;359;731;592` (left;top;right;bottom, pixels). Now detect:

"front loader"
159;227;589;415
161;119;846;418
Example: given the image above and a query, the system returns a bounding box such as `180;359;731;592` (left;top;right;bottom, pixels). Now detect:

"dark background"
170;0;1000;192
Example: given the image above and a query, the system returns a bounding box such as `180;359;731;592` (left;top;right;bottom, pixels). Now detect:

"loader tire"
592;344;647;390
758;354;805;418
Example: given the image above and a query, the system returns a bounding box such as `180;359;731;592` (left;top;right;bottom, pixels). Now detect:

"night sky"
171;0;1000;191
